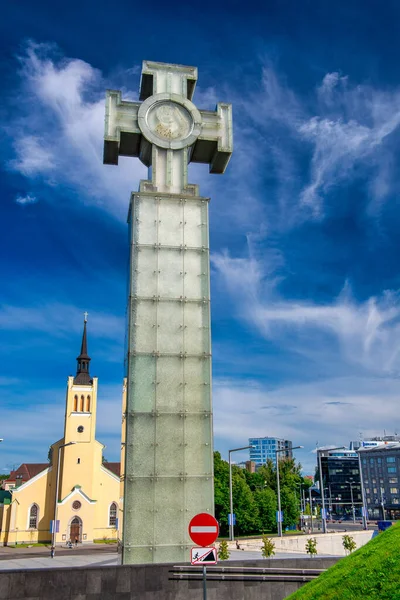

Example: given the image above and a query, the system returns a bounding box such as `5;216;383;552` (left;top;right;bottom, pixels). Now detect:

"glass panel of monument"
134;196;157;245
184;415;213;475
155;356;184;411
183;200;208;247
123;477;154;545
132;300;157;352
128;355;156;412
126;414;155;476
184;357;211;411
183;250;205;299
158;197;183;246
184;477;214;516
158;248;184;298
155;414;185;476
156;301;184;354
184;303;210;354
134;247;158;296
154;477;185;545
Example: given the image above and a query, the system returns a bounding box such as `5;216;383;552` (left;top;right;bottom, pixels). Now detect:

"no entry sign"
188;513;219;547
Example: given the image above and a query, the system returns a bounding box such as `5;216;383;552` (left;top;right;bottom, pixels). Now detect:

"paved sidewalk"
0;552;118;571
0;548;340;571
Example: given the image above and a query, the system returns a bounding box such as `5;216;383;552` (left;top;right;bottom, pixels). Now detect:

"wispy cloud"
5;42;147;219
240;65;400;219
213;374;400;471
212;248;400;375
15;193;38;205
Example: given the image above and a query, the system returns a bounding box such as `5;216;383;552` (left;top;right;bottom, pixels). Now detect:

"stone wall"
0;558;338;600
232;530;375;556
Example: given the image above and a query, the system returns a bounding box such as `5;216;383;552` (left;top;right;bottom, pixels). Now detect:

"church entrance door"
70;517;81;542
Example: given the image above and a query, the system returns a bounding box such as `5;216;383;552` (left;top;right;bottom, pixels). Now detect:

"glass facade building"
249;437;293;467
360;444;400;520
320;451;362;517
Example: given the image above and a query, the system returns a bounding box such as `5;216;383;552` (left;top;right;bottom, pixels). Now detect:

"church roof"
6;463;48;484
74;316;92;385
103;462;121;477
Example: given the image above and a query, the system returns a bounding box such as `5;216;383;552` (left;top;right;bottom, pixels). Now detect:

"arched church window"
73;395;78;412
80;395;84;412
29;504;39;529
109;502;117;527
86;395;90;412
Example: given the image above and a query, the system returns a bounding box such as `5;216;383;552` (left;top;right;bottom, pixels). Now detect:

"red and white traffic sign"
191;547;217;565
188;513;219;547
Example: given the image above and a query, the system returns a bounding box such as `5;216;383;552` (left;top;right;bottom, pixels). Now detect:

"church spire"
74;313;92;385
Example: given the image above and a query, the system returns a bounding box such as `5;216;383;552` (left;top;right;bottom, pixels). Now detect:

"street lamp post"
357;451;368;530
317;447;345;534
229;445;252;542
276;445;303;537
51;441;75;556
346;481;356;524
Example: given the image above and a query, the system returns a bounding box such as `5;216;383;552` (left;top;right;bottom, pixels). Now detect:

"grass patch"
93;539;118;544
287;523;400;600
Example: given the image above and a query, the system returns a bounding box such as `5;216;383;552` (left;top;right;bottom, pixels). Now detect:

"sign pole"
203;565;207;600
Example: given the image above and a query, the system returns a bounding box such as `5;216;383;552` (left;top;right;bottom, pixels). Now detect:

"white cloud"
6;42;147;219
240;64;400;218
213;375;400;472
212;249;400;375
10;137;55;176
15;193;38;205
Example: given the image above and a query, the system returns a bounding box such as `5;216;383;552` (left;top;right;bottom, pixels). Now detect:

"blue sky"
2;0;400;474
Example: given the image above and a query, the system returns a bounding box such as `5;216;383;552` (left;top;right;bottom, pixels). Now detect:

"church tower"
60;315;99;500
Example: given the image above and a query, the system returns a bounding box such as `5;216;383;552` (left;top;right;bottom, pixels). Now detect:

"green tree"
254;487;277;532
281;487;300;530
232;470;260;535
213;452;230;536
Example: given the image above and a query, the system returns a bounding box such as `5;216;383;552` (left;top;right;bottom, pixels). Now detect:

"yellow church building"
0;318;124;546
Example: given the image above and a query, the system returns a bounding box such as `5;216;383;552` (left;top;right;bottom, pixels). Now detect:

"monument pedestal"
123;186;213;564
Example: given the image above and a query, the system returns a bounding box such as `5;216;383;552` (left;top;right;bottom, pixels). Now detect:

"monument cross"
103;61;232;565
104;60;232;193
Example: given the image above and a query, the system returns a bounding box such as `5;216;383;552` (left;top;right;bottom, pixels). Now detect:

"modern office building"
350;435;400;451
319;449;362;517
359;443;400;520
249;437;293;467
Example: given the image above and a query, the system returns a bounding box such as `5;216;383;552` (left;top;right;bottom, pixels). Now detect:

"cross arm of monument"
103;60;233;175
192;104;233;174
103;91;142;165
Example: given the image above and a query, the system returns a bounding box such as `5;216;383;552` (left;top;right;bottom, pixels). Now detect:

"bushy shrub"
305;537;318;557
342;534;357;554
218;539;230;560
261;535;275;558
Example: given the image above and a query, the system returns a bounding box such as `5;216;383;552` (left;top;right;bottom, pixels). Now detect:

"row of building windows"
363;457;397;464
27;502;118;529
73;395;91;412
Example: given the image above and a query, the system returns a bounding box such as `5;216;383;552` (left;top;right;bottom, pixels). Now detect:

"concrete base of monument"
0;557;339;599
229;529;375;556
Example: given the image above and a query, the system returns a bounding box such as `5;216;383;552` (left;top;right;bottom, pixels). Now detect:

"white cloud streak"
15;193;38;205
212;249;400;375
